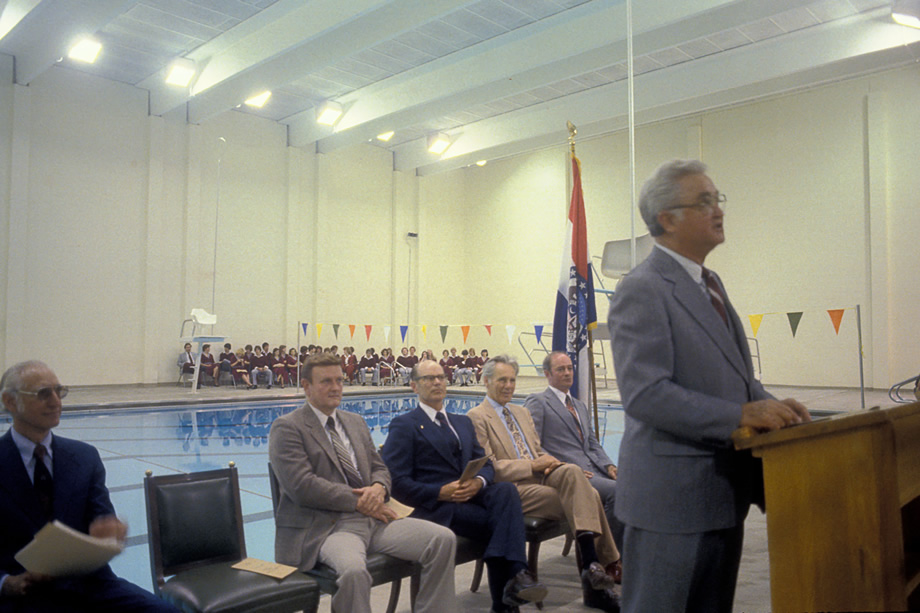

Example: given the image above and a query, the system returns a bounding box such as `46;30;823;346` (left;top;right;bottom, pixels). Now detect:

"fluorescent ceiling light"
377;131;394;142
427;132;451;155
893;0;920;27
68;38;101;64
476;160;487;167
165;59;196;87
317;101;343;126
245;91;272;108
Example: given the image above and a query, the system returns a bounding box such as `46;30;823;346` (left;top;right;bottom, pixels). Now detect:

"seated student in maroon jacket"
395;347;416;385
341;347;358;384
466;348;484;383
200;344;221;386
219;343;236;372
231;349;255;389
284;348;299;383
377;348;395;382
358;348;378;385
439;349;455;384
271;348;289;388
249;346;273;388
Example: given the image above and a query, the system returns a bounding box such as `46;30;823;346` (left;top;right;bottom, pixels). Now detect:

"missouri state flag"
552;154;597;400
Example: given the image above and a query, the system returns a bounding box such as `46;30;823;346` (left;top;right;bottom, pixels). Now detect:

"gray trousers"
318;515;457;613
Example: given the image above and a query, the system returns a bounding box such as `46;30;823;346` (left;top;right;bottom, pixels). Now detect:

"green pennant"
787;312;803;337
439;325;449;343
332;324;340;338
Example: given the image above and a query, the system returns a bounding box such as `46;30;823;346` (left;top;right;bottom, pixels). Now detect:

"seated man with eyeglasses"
0;360;179;612
382;359;547;613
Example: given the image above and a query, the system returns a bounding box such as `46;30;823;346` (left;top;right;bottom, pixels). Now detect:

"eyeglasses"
665;192;727;214
416;375;447;383
17;385;69;401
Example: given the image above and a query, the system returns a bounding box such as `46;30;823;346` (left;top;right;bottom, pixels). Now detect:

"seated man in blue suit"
524;351;624;559
0;360;178;613
609;159;811;613
381;359;547;613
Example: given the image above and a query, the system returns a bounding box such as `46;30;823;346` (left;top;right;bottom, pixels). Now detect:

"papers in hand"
15;520;124;577
459;456;489;484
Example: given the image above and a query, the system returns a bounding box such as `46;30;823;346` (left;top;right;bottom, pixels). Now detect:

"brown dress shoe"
606;559;623;584
502;569;548;606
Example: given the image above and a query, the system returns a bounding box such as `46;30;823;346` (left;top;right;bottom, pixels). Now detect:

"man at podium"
608;160;810;613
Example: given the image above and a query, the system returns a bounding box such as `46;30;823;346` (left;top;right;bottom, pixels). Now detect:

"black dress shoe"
582;585;620;612
582;561;617;590
489;607;520;613
502;569;547;606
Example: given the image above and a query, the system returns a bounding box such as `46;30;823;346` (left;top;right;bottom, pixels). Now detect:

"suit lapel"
480;402;522;459
545;389;586;444
652;250;749;381
300;408;348;483
412;408;460;470
0;431;48;530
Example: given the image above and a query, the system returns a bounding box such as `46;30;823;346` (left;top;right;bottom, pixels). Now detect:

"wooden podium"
733;401;920;612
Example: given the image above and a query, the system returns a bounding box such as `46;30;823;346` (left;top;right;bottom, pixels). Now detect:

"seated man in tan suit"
468;354;621;612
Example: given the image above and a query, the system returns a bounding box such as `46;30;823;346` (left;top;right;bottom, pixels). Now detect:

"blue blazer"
0;429;115;578
608;247;770;534
381;407;494;526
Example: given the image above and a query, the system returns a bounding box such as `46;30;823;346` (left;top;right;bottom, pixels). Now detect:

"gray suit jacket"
524;387;614;475
608;246;770;534
268;405;392;570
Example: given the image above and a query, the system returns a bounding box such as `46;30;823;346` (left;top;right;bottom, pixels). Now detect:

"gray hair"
1;360;50;410
482;354;519;380
639;159;708;236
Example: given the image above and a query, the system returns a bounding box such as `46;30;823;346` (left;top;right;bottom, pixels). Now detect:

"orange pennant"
827;309;845;334
348;325;356;339
461;325;470;344
484;325;492;336
365;325;373;341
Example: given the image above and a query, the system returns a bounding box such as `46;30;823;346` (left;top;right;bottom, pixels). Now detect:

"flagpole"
567;122;601;438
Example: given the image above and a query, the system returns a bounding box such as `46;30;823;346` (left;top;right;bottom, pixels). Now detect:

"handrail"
889;375;919;404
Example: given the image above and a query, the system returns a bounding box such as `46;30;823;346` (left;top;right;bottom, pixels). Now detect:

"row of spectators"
177;342;491;389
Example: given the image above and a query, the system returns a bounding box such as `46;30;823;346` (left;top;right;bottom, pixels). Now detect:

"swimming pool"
2;394;624;594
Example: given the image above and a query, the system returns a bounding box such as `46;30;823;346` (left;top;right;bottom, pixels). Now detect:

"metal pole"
856;304;865;409
211;137;226;317
626;0;637;268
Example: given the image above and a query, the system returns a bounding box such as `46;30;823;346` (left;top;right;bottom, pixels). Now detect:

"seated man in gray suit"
609;159;810;613
268;353;457;613
524;351;624;561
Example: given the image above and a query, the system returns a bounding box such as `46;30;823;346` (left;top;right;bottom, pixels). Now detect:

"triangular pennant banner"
348;324;356;339
534;324;544;345
461;325;470;344
384;325;391;343
505;325;515;344
827;309;845;335
421;325;427;340
748;314;764;338
302;323;308;335
365;325;373;341
333;324;340;339
439;325;449;343
316;323;323;339
484;325;492;336
400;325;408;343
787;312;803;337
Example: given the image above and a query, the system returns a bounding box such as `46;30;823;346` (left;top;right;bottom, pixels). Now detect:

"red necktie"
702;268;729;327
565;395;584;441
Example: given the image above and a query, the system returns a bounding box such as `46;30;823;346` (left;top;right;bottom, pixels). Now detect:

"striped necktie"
565;395;584;441
325;417;364;488
702;267;729;327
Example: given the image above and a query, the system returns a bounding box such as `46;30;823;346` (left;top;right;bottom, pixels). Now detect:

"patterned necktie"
702;268;729;327
325;417;364;488
501;406;534;460
33;444;54;521
565;395;584;441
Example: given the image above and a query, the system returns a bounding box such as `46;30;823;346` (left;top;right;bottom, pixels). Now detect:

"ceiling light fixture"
165;58;196;87
476;160;487;167
377;131;395;142
427;132;451;155
893;0;920;27
245;91;272;108
316;101;343;126
68;38;102;64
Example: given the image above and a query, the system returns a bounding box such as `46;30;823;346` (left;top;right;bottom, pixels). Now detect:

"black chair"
267;463;416;613
144;464;319;613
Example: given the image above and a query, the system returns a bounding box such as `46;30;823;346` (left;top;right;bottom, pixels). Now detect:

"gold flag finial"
566;121;577;155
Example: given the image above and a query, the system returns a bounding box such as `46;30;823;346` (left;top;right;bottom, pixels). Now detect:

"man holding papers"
0;360;177;612
382;359;546;613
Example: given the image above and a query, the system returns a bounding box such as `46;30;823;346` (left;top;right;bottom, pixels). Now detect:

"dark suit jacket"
269;405;392;570
381;406;493;526
0;430;115;579
525;387;614;475
608;246;770;534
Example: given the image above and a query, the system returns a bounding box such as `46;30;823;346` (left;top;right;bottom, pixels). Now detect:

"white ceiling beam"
182;0;476;124
0;0;137;85
403;10;920;175
292;0;819;151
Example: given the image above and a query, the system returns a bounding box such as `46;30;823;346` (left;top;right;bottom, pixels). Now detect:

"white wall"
1;63;917;389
